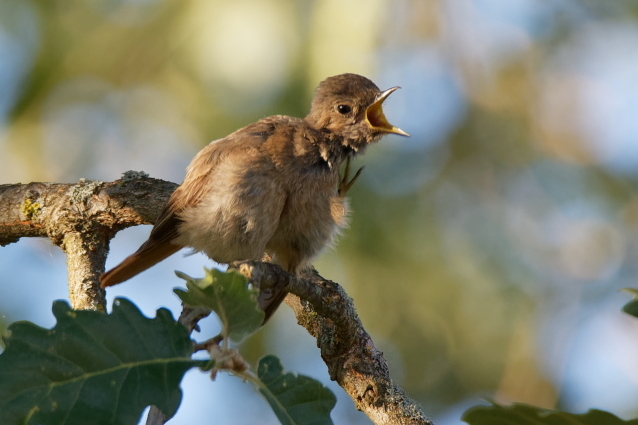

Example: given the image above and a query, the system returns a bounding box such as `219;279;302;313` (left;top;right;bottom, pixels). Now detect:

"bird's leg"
338;156;364;197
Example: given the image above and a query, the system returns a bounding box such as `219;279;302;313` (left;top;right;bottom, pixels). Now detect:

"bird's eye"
337;104;352;115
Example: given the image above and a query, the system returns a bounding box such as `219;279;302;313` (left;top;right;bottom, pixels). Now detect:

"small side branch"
64;231;109;311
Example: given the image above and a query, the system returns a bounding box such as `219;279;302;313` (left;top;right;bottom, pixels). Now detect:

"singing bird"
100;73;408;319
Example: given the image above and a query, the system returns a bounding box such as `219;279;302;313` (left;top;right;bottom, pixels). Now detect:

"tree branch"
233;261;433;425
0;174;430;425
0;172;177;310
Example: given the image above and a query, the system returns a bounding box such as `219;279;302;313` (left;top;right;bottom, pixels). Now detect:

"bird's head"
306;73;409;152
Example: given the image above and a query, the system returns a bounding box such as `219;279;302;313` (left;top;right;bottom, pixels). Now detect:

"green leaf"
621;288;638;318
0;298;209;425
174;268;264;343
462;402;638;425
257;355;336;425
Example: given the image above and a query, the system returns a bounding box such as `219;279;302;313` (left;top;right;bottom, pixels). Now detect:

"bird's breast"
265;168;349;272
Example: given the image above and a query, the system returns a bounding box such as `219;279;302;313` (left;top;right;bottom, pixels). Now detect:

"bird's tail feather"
100;241;182;288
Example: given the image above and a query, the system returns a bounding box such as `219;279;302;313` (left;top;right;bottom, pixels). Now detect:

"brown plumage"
100;73;408;320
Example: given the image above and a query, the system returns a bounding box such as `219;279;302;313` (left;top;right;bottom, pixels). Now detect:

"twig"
145;407;168;425
339;156;364;197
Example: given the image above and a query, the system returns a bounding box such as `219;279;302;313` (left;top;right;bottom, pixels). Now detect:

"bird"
100;73;409;320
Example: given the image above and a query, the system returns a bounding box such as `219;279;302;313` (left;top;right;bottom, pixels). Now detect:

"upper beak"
365;86;410;137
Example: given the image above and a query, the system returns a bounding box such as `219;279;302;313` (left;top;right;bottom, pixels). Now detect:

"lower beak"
365;87;410;137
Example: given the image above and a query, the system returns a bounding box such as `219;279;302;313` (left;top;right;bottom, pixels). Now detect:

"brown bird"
100;73;408;320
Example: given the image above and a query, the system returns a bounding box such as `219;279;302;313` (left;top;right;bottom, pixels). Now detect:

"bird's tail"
100;241;182;288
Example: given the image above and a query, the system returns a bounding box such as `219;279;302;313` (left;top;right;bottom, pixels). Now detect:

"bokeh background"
2;0;638;423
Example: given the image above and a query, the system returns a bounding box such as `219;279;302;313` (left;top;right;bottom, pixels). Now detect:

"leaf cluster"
0;269;335;425
2;271;638;425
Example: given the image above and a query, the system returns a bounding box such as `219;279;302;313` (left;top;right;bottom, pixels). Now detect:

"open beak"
365;86;410;137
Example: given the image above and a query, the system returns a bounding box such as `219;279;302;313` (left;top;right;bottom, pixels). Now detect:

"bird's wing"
101;119;284;288
145;141;227;247
148;119;281;245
